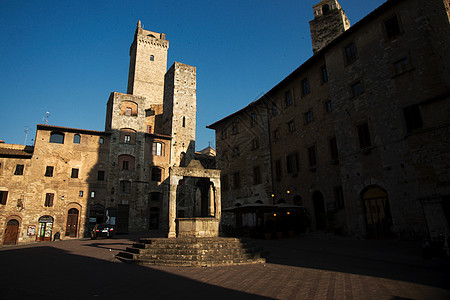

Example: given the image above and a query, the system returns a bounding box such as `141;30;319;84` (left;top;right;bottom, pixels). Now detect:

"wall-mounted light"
286;190;291;194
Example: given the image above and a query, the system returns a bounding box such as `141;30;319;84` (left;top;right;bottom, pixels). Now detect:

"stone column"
210;178;221;222
168;174;182;238
209;183;215;217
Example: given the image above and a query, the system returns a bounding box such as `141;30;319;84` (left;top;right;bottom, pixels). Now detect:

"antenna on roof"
24;127;29;145
43;111;50;125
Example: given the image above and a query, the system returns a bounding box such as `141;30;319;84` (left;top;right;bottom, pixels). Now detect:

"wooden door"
65;208;79;237
4;219;19;245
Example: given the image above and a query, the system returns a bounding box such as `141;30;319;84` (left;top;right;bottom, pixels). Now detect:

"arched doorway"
65;208;79;237
4;219;20;245
361;186;393;238
313;191;326;230
37;216;54;241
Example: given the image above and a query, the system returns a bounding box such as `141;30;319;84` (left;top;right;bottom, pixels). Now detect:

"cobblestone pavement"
1;232;448;299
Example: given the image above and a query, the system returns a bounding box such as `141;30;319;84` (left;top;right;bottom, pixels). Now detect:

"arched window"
120;101;138;116
50;132;64;144
322;4;330;15
118;154;135;171
73;134;81;144
182;116;186;127
150;55;154;61
119;128;136;144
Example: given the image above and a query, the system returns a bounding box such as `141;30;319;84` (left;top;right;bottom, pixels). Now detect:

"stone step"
128;246;263;257
132;243;252;251
134;257;266;267
136;252;261;261
139;237;244;245
116;237;266;267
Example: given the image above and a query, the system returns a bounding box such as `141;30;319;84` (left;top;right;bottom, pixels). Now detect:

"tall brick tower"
163;62;197;167
309;0;350;53
127;20;169;108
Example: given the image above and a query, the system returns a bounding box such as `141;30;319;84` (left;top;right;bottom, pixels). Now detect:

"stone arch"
3;215;22;245
360;185;393;238
37;215;54;242
322;4;330;15
49;131;65;144
120;100;138;116
118;154;135;171
65;202;82;238
119;128;136;144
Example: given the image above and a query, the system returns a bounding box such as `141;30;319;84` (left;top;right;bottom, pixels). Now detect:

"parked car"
91;223;114;239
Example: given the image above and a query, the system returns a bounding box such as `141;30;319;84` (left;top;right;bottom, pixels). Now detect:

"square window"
384;15;401;39
233;172;241;189
14;164;24;175
99;137;104;144
286;153;299;174
288;120;295;132
71;168;79;178
403;104;423;133
329;137;339;163
308;146;317;167
152;142;163;156
0;191;8;205
151;168;162;182
97;170;105;181
301;78;310;95
90;191;95;198
351;81;364;97
251;138;259;150
45;166;54;177
345;43;357;64
232;122;239;135
325;101;332;112
44;193;54;207
394;57;410;75
253;166;261;185
272;103;278;116
321;65;328;83
273;129;280;140
124;135;131;143
251;113;256;126
357;122;372;149
305;111;313;123
285;90;292;107
79;191;83;197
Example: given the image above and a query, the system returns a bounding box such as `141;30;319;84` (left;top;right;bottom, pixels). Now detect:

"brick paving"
1;232;448;299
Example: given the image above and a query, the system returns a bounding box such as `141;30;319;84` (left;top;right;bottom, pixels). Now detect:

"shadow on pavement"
0;245;270;299
253;233;450;290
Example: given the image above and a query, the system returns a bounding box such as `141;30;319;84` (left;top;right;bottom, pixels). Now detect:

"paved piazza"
1;232;448;299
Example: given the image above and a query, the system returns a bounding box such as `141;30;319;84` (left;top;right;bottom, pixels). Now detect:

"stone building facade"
1;21;220;245
208;0;450;240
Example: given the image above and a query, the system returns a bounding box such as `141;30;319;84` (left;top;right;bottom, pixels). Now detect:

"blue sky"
0;0;385;150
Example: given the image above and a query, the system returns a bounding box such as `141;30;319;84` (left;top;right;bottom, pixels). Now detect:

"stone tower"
127;20;169;108
309;0;350;53
163;62;197;167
